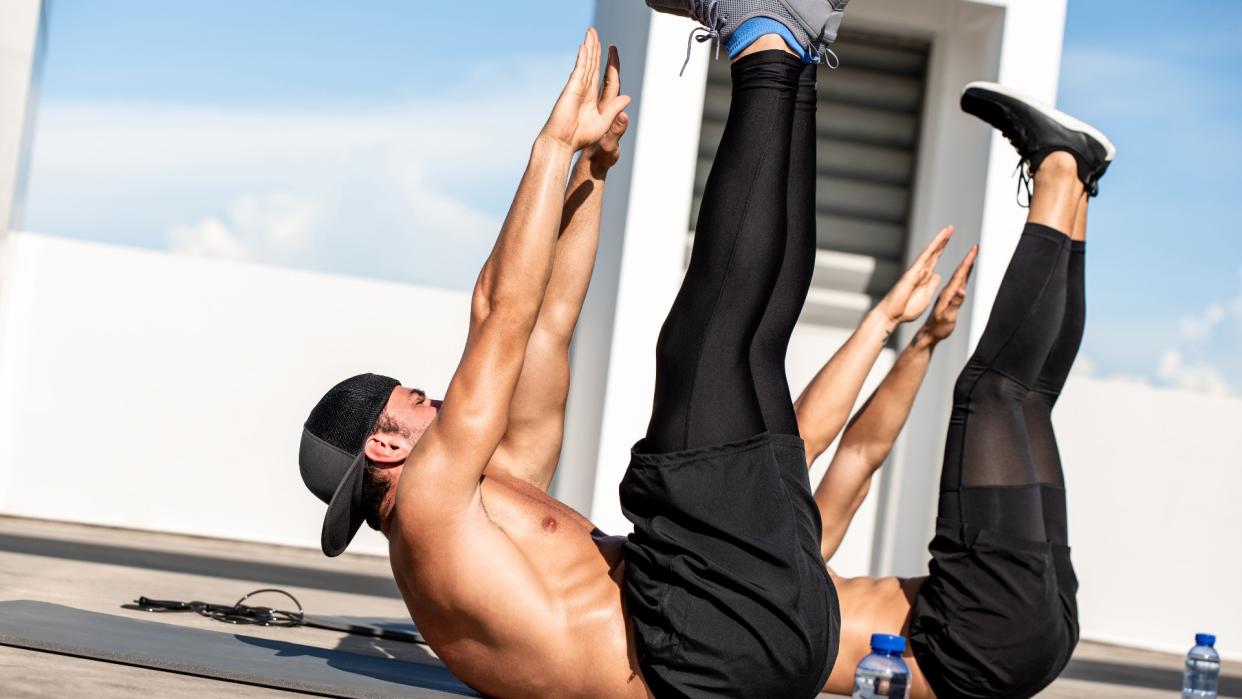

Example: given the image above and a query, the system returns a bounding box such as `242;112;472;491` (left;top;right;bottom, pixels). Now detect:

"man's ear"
364;431;413;465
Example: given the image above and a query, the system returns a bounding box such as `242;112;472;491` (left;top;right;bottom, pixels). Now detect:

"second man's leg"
1024;192;1089;547
938;152;1082;542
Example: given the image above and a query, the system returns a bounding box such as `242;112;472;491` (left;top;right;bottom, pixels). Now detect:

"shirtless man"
791;83;1114;698
297;4;871;694
298;30;646;699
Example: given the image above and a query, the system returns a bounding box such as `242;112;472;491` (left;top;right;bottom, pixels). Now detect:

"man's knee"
953;366;1028;413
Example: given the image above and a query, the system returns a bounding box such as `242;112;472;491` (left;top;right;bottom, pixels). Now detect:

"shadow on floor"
0;532;399;598
1063;658;1242;698
235;635;478;696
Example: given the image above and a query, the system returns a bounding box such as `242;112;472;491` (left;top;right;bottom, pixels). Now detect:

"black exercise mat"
0;601;476;698
303;614;425;644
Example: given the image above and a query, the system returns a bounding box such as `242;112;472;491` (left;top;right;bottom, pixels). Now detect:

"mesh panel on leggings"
957;371;1040;488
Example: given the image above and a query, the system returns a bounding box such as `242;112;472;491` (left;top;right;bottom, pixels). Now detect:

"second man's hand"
916;244;979;348
875;225;955;336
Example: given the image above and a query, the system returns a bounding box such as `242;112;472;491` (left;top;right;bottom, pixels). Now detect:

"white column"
555;5;710;534
862;0;1009;577
0;0;45;234
970;0;1069;347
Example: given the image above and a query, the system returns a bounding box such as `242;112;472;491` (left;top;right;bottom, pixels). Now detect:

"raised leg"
938;152;1082;542
1021;191;1089;546
644;47;805;453
750;61;819;437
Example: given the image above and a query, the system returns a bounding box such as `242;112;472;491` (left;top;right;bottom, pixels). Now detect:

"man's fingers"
578;31;593;90
600;95;632;128
908;225;954;278
949;249;970;284
946;245;979;294
588;29;602;93
926;226;953;268
601;45;621;101
610;111;630;137
961;244;979;282
567;43;587;88
918;225;953;263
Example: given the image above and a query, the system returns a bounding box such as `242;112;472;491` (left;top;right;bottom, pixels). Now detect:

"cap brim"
320;450;368;557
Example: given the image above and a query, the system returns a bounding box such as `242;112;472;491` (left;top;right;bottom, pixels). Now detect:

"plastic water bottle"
853;633;911;699
1183;633;1220;698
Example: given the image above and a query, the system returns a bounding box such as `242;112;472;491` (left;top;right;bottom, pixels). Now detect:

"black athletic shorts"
909;519;1080;699
619;432;839;699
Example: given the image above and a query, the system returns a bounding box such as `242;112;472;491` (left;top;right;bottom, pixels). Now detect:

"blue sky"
1057;0;1242;393
21;0;1242;394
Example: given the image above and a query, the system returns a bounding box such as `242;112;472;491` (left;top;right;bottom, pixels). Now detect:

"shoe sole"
962;81;1117;163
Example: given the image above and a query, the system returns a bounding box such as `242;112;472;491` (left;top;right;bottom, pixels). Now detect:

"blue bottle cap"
1196;633;1216;648
871;633;906;654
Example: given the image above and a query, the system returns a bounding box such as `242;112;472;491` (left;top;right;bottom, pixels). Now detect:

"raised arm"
816;246;977;561
397;31;631;520
795;226;955;464
489;47;630;491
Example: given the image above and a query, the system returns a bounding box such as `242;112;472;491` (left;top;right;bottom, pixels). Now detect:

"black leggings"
938;224;1086;546
645;51;816;453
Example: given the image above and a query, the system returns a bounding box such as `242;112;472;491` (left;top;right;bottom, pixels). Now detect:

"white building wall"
0;0;44;232
1056;376;1242;661
0;232;471;557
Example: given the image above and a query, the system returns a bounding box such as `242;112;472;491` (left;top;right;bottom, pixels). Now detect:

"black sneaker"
961;81;1116;197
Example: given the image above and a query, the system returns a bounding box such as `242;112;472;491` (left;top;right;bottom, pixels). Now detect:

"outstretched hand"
582;46;631;177
877;225;954;325
922;245;978;343
543;29;633;153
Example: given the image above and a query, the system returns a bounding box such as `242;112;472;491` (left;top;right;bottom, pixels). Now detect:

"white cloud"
1149;265;1242;395
1179;303;1228;343
1070;353;1097;378
228;194;320;256
23;57;565;290
1156;349;1233;396
166;217;252;261
166;193;322;263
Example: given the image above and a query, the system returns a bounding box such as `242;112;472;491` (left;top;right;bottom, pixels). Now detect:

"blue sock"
726;17;811;62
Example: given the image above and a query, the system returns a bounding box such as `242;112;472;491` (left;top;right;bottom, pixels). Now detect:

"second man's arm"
815;246;977;561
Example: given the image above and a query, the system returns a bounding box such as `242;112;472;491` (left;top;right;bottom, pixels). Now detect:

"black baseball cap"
299;373;401;557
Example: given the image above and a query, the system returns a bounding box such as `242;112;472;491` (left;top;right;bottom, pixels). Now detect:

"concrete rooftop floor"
0;515;1237;698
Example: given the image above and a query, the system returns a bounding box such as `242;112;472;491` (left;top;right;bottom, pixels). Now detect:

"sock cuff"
727;16;812;62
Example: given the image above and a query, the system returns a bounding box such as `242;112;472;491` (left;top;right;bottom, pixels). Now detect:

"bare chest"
478;474;626;580
393;476;641;697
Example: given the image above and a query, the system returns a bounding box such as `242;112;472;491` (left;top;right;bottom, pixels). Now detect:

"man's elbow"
471;288;540;334
838;438;890;474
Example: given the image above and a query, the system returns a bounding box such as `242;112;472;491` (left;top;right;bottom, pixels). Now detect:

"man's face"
383;385;441;440
363;385;441;484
